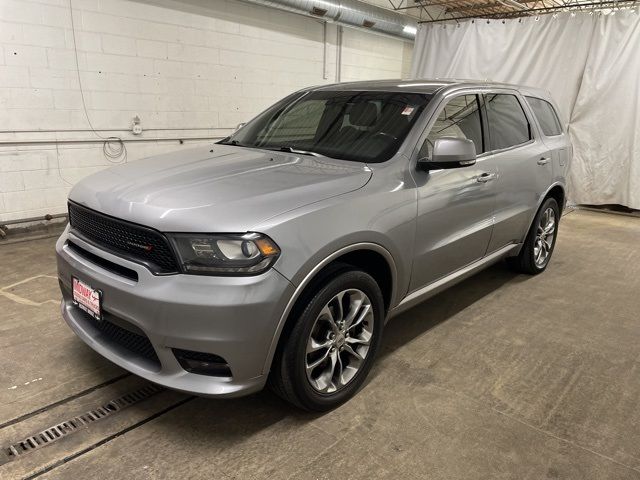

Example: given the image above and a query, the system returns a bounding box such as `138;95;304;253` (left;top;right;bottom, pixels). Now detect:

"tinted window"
526;96;562;136
420;94;484;159
486;94;531;150
256;100;326;143
221;91;432;163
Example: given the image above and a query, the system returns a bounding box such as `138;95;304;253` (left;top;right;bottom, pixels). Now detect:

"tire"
269;268;384;411
508;197;560;275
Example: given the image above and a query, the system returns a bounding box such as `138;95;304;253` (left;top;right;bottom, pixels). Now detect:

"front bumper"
56;227;294;397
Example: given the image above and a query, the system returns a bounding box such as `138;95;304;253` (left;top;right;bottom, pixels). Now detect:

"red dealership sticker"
72;276;102;320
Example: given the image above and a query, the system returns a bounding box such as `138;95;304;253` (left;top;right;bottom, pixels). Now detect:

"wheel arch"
509;182;565;257
262;243;397;375
546;184;566;214
524;182;566;237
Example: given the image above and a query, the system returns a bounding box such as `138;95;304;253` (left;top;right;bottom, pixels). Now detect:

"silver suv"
56;80;570;410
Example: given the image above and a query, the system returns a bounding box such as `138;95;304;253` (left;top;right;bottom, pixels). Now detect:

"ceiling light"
403;25;417;35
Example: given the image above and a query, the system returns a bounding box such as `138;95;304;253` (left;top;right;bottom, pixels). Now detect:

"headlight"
168;233;280;275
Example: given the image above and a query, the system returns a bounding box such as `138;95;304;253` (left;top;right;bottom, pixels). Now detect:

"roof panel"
311;78;537;94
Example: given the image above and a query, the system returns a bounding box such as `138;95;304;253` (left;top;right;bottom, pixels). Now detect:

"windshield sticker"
401;106;415;116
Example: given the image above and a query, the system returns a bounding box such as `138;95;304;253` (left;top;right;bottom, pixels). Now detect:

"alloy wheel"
534;207;556;268
305;289;374;393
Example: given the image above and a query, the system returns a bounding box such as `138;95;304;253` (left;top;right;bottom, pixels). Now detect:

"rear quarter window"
526;96;563;136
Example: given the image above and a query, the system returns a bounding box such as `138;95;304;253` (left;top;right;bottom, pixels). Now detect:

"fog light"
173;349;232;377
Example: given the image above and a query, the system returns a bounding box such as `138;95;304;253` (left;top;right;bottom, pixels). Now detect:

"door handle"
476;172;497;183
537;157;551;165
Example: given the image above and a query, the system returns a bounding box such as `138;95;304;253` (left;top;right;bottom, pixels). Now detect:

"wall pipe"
0;127;234;134
0;136;227;147
0;213;68;239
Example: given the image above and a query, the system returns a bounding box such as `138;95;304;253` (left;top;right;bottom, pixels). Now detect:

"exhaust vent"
311;6;328;16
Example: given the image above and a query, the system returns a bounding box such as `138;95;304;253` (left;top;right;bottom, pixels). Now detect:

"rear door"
483;91;553;253
525;96;570;187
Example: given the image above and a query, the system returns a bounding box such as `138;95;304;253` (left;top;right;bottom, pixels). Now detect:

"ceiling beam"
419;0;640;22
445;0;539;13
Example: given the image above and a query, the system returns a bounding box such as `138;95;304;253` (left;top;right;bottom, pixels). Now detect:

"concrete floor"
1;209;640;479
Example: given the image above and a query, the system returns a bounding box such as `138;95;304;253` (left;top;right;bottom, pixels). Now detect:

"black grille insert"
77;308;161;369
68;201;179;274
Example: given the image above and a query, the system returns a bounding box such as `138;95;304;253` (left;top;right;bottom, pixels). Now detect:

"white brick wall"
0;0;413;222
340;28;409;82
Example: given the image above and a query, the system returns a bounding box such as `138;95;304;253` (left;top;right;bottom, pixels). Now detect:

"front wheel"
508;197;560;274
269;269;384;411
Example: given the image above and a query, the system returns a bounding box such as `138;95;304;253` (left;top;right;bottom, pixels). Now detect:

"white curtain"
411;11;640;209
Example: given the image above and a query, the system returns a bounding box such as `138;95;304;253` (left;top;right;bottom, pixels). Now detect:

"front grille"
77;308;161;368
68;202;179;274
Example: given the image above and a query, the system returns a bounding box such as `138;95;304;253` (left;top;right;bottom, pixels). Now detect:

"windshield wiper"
221;141;325;157
218;138;243;146
269;146;321;157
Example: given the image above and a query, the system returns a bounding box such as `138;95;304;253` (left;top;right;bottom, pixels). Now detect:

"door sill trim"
389;243;519;319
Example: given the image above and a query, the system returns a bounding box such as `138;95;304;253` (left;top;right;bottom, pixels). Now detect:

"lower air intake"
173;349;232;377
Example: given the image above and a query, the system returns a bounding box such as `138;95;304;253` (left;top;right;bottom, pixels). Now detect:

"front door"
409;93;497;291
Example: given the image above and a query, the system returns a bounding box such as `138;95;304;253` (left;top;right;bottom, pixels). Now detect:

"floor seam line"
19;396;195;480
0;373;131;430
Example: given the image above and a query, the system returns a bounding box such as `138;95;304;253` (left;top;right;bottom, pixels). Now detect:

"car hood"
69;145;372;232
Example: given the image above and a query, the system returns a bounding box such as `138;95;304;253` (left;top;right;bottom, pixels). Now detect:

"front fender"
255;195;417;373
262;240;398;374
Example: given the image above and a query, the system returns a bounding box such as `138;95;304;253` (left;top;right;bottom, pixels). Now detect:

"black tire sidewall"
284;270;384;411
527;197;560;273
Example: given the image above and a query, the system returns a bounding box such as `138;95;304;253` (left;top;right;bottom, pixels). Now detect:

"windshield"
219;90;432;163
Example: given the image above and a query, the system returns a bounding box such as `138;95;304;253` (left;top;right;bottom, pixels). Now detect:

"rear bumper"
56;226;294;397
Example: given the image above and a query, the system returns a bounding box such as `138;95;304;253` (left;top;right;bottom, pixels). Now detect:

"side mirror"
235;122;246;131
417;137;477;171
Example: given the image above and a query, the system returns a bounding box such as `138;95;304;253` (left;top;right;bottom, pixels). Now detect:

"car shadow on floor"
377;260;519;360
149;261;524;417
57;260;527;444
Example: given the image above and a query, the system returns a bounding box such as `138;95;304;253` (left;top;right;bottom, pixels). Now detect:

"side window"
485;94;531;150
526;96;562;136
419;94;484;159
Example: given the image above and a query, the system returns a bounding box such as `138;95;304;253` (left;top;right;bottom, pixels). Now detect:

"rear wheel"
508;197;560;274
269;269;384;411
